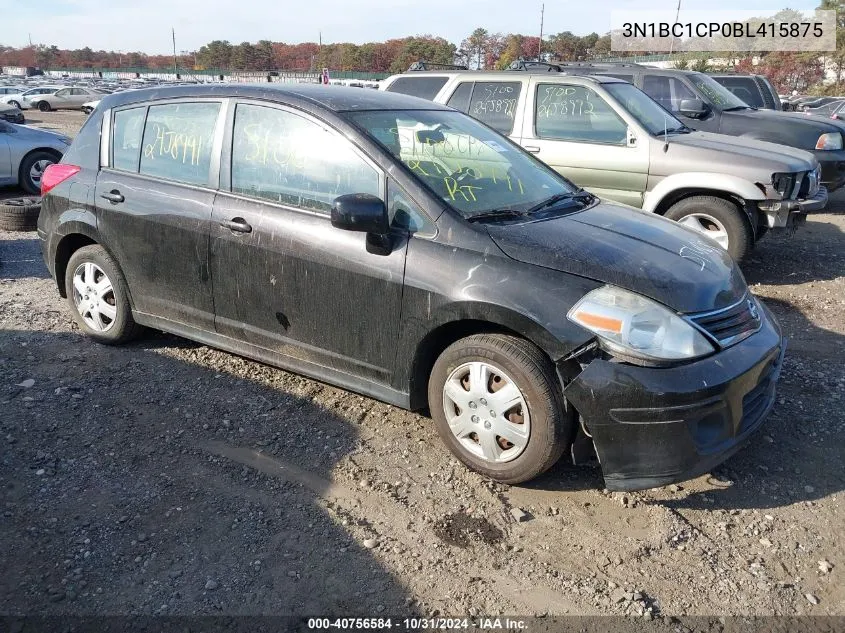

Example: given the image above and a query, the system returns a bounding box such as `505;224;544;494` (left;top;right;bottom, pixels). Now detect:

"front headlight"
771;172;797;198
567;286;715;362
815;132;843;150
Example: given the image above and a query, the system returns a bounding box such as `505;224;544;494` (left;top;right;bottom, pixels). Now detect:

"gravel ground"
1;110;843;621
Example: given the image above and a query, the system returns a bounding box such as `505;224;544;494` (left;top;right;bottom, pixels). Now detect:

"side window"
231;103;380;214
535;84;627;144
385;77;448;100
71;88;86;96
139;102;220;186
388;179;434;235
55;89;70;97
446;82;474;112
468;82;521;134
111;107;146;172
642;75;696;112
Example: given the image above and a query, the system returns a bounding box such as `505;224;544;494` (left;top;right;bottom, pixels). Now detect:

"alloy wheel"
677;213;730;250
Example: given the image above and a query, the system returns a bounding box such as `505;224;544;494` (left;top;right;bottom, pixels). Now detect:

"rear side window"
139;102;220;186
446;82;474;112
230;103;379;213
712;77;763;108
385;76;448;100
112;107;146;171
467;82;521;134
535;84;626;144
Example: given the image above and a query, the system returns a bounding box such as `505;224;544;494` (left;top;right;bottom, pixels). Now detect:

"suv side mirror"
678;99;710;119
332;193;389;234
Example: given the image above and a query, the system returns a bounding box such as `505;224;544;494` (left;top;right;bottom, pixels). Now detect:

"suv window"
446;82;474;113
711;77;762;108
231;103;380;213
642;75;696;112
112;107;146;171
385;76;448;100
466;82;521;134
535;83;627;144
139;102;220;186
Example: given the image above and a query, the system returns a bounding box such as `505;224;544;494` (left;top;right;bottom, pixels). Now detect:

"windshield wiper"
466;209;526;223
525;192;575;214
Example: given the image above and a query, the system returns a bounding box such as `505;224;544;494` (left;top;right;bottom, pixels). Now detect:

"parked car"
39;84;786;491
1;87;60;110
0;103;25;124
0;120;70;193
548;63;845;193
708;73;781;110
81;99;100;115
794;96;845;112
804;100;845;118
0;86;26;96
381;69;825;261
29;87;104;112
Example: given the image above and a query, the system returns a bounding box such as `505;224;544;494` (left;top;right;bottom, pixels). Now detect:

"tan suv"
381;69;826;261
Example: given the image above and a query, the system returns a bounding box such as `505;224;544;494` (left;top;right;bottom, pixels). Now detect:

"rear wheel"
664;195;752;262
37;101;51;112
428;334;573;484
65;245;143;345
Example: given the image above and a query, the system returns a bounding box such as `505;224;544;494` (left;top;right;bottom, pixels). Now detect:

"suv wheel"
65;245;143;345
428;334;572;484
664;196;752;262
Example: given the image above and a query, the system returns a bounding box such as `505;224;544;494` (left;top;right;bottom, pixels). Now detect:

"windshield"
347;109;578;218
689;73;749;110
603;82;686;135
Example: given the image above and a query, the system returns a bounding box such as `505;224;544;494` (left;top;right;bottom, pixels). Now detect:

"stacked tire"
0;197;41;232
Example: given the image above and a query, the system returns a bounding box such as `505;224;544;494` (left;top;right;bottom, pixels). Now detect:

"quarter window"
139;102;220;186
231;104;380;213
446;82;474;112
535;84;627;144
112;107;146;172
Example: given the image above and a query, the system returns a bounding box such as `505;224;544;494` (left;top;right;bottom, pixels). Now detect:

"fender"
50;208;99;260
643;172;766;214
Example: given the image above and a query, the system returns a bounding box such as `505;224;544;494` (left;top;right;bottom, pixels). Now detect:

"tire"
664;195;753;262
8;100;20;109
0;197;41;231
37;101;51;112
19;150;59;195
428;334;573;484
64;245;143;345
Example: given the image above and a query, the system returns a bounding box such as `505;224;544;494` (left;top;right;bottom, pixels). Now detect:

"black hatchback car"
38;84;785;491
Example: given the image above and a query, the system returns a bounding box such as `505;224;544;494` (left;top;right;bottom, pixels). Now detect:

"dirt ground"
1;110;843;623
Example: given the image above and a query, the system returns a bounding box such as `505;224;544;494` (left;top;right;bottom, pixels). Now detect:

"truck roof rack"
554;61;646;68
407;61;469;71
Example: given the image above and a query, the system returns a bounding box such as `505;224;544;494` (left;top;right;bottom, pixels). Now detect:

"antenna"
539;4;545;61
172;27;177;77
663;116;669;152
669;0;681;55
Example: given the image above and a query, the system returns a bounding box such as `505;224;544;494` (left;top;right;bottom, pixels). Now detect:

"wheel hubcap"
29;159;53;186
442;361;530;463
677;213;730;250
71;262;117;332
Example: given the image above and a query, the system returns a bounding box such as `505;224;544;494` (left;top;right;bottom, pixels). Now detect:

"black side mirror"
678;98;710;119
332;193;389;235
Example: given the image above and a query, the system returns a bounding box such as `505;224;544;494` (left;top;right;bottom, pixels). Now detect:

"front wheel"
8;100;21;109
664;195;752;262
428;334;573;484
64;245;143;345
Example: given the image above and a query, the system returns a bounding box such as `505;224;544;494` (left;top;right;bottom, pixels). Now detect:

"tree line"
0;29;611;74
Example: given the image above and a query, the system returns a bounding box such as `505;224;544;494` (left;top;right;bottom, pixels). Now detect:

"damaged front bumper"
562;303;785;492
757;186;828;228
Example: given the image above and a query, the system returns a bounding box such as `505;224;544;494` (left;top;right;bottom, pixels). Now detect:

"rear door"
519;78;648;207
209;100;407;382
443;79;526;143
94;99;225;330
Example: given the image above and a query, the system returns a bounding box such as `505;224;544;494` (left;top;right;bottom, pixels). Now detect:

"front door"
95;100;224;329
640;74;720;133
520;79;649;208
0;128;11;182
210;101;406;383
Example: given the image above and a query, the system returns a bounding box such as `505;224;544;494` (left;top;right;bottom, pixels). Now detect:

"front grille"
688;295;762;346
740;361;777;432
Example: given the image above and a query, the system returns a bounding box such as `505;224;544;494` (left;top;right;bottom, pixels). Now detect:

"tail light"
41;164;81;196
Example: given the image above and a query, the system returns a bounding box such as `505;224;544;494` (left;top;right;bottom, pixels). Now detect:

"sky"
0;0;824;54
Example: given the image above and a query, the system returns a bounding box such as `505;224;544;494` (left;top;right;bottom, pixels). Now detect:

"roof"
98;83;451;113
389;70;626;84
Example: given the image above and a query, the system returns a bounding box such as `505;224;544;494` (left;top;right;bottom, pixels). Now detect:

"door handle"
523;146;541;154
100;190;124;204
220;217;252;233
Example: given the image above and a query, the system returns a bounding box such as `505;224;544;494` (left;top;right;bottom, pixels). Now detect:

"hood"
652;131;816;180
717;108;845;151
0;102;18;114
486;202;747;314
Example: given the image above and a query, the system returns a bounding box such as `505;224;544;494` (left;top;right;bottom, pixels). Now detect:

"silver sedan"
0;121;71;194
